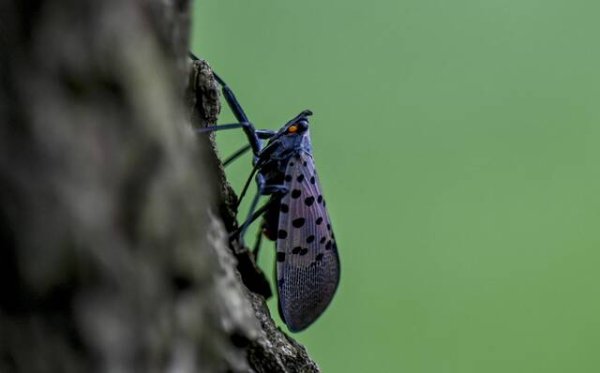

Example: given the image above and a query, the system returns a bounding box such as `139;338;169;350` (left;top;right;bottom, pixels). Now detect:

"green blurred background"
192;1;600;371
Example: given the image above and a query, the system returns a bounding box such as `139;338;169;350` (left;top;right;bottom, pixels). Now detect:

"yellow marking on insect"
288;124;298;133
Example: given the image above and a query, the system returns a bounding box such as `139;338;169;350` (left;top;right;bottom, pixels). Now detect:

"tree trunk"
0;1;318;372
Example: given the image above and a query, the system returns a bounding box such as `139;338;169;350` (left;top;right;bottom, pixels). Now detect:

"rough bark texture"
0;1;318;372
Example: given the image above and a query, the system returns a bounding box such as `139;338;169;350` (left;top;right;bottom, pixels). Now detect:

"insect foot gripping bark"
190;53;340;332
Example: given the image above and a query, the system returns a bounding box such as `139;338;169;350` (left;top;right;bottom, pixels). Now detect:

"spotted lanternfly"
190;53;340;332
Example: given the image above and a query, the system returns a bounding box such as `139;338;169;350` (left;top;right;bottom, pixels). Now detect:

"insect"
190;54;340;332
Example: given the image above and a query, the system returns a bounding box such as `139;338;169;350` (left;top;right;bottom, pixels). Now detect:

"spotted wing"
275;151;340;332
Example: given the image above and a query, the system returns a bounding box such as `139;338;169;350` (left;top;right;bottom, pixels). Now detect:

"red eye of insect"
287;124;298;134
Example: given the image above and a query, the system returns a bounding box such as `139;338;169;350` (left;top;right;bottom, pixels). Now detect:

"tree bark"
0;1;318;372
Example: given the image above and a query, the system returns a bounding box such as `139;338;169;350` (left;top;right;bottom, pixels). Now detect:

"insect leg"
196;122;252;133
219;128;275;167
236;163;261;209
223;144;252;166
198;126;276;168
236;189;287;237
236;174;265;245
190;52;261;155
190;52;282;166
221;129;277;168
252;224;264;258
210;72;263;155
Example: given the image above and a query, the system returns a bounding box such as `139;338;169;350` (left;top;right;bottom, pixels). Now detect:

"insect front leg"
190;52;262;155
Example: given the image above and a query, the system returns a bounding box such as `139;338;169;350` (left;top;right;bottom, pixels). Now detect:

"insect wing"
275;151;340;332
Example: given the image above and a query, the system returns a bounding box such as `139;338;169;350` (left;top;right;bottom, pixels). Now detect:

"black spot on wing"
277;152;338;271
280;203;289;213
292;218;305;228
278;229;288;239
325;240;332;250
276;252;286;262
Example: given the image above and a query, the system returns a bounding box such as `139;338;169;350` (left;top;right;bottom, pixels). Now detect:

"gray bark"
0;1;318;372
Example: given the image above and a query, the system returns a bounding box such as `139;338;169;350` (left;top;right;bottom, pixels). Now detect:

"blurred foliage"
192;1;600;372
